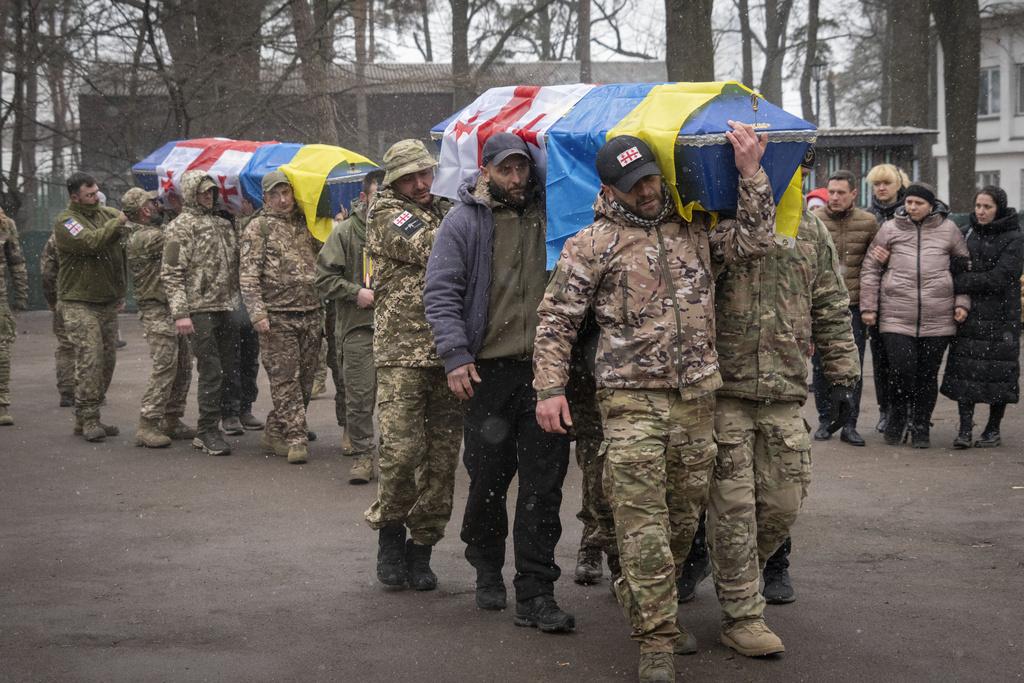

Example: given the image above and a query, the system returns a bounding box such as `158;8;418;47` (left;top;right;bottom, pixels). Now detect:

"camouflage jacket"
366;187;451;367
316;199;373;340
40;234;59;309
533;168;776;397
714;207;860;403
0;215;28;309
161;170;240;319
52;201;126;304
239;207;320;322
127;222;169;305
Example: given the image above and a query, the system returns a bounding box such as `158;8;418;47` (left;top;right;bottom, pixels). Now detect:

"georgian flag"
432;84;595;200
156;138;272;213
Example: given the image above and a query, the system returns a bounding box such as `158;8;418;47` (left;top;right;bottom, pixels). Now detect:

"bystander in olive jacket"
52;201;125;303
316;198;374;339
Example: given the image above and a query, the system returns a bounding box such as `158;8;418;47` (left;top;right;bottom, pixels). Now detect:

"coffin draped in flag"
132;139;379;239
430;81;816;266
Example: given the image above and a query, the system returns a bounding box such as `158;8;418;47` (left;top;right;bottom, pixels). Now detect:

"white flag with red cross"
156;139;224;201
185;140;275;214
432;84;595;200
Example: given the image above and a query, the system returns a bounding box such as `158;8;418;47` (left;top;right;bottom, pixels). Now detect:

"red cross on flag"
156;138;223;200
432;84;595;200
617;146;642;167
186;140;276;214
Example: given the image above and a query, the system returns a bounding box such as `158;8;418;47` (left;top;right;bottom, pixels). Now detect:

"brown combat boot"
287;443;308;464
349;455;374;484
638;652;674;682
135;417;171;448
74;416;118;437
160;416;196;440
0;408;13;426
720;618;785;657
80;419;107;442
260;432;289;457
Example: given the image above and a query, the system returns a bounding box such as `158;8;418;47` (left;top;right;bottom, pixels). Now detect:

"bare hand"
117;211;128;225
176;317;195;336
726;119;768;179
447;362;481;400
356;288;375;309
536;395;573;434
870;245;891;264
954;306;968;323
861;312;877;326
253;318;270;333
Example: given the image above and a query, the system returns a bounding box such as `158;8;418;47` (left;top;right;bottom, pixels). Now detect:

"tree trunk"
759;0;793;103
18;0;38;227
931;0;980;210
450;0;473;109
737;0;753;87
878;0;893;125
664;0;715;81
289;0;339;143
887;0;929;127
353;0;369;148
578;0;591;81
799;0;820;123
827;71;837;127
420;0;432;61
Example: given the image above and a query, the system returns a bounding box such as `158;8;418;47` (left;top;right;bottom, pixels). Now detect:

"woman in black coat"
941;186;1023;448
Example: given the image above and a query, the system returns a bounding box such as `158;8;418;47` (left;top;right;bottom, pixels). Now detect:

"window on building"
976;170;1001;188
979;66;1001;117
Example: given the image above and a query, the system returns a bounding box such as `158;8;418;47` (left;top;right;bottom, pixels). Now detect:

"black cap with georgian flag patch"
596;135;662;193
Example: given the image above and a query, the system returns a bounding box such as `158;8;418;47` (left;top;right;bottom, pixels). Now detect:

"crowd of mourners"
0;126;1019;682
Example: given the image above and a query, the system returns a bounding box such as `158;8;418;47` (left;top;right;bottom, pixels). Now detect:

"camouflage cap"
121;187;157;215
262;169;290;193
197;175;217;193
382;139;436;187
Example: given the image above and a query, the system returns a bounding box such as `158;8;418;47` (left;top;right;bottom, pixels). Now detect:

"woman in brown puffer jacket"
860;184;970;448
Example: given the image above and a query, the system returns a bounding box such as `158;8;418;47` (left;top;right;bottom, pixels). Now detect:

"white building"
934;7;1024;209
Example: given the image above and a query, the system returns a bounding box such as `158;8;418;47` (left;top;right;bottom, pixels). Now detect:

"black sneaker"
975;430;1001;448
813;422;832;441
192;431;231;456
762;567;796;604
953;430;972;449
514;595;575;633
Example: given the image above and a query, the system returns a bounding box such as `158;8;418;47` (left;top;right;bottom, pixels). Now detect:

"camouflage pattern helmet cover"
382;139;437;187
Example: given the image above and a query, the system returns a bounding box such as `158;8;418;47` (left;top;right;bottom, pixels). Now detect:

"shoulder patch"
63;217;84;237
391;210;425;239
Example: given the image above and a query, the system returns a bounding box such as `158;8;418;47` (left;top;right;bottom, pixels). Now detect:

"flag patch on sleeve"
64;218;84;236
391;210;425;238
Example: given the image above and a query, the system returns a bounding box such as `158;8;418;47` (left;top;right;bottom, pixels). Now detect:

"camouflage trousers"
59;301;118;422
138;303;192;421
0;306;14;407
339;327;375;457
566;344;614;553
364;366;462;546
52;306;75;398
708;397;812;625
260;310;321;446
600;388;717;654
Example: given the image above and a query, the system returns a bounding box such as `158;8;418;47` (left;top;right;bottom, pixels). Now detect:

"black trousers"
221;305;259;417
882;333;950;433
812;305;866;427
461;358;570;601
191;311;240;434
868;324;892;413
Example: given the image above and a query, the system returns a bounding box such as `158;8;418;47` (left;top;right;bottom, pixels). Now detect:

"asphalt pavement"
1;311;1022;682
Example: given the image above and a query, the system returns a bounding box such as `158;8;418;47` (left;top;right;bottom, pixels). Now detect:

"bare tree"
759;0;794;103
736;0;754;86
578;0;591;81
665;0;715;81
289;0;340;143
888;0;930;127
798;0;820;123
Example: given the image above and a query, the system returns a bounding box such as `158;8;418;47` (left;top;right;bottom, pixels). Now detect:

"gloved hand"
827;385;855;434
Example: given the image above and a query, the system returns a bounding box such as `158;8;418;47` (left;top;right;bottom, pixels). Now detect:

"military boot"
574;545;603;585
474;565;507;610
192;431;231;456
405;539;438;591
221;416;244;436
287;443;308;464
720;618;785;657
638;652;674;682
0;408;13;426
376;525;408;589
260;432;289;457
348;455;374;484
674;623;698;655
135;417;171;448
239;411;264;431
80;419;107;442
513;595;575;633
160;416;196;441
59;393;75;407
762;538;794;604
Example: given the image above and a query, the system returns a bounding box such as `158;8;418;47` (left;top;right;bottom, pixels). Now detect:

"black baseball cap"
596;135;662;192
482;132;531;167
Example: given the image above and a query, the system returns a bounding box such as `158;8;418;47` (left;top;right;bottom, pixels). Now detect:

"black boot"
953;429;973;449
677;514;709;603
976;404;1004;447
910;423;930;449
376;525;408;589
475;566;507;610
574;545;603;585
975;430;1001;447
514;595;575;633
405;539;437;591
876;410;889;434
954;402;974;449
883;410;907;446
762;538;795;604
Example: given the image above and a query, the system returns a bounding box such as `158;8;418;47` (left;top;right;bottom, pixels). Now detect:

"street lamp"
810;61;828;125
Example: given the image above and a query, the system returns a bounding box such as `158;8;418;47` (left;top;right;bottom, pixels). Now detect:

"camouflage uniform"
362;156;460;546
239;202;322;447
127;217;191;423
161;170;240;435
0;214;28;412
41;235;75;401
52;199;126;424
533;170;776;653
709;208;859;626
315;199;375;457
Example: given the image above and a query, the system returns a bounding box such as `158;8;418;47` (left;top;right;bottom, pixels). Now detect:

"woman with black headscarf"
941;186;1023;448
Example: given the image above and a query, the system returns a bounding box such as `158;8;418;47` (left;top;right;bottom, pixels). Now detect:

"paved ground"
1;311;1023;682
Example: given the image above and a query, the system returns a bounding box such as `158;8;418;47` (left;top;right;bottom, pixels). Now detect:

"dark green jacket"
316;201;373;340
53;202;126;304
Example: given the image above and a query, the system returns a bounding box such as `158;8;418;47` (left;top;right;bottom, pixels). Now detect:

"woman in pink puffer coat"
860;184;970;448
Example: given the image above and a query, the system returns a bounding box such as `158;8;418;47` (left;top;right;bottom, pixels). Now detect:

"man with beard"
425;133;573;631
533;127;775;681
125;187;195;447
